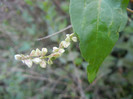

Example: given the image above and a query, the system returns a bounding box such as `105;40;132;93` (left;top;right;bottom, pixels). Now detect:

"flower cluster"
14;33;77;68
14;48;47;68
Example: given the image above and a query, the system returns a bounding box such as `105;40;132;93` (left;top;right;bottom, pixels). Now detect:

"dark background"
0;0;133;99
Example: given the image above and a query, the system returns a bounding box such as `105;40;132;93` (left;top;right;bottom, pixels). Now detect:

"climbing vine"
15;0;130;83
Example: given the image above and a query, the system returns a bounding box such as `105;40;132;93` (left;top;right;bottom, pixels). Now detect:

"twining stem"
37;25;72;41
127;8;133;13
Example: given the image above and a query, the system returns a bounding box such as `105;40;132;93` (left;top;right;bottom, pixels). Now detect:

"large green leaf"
70;0;129;82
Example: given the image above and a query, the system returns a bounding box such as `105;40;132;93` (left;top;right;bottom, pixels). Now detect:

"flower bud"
72;37;77;42
35;48;41;56
58;48;65;54
65;37;70;42
65;34;71;42
51;52;61;58
70;33;74;37
23;59;32;68
14;54;22;60
30;50;36;56
23;55;30;60
66;34;70;38
41;48;48;56
40;60;46;68
60;41;70;48
53;47;59;52
32;58;42;64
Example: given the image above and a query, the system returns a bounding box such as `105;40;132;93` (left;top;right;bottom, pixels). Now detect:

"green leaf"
70;0;129;82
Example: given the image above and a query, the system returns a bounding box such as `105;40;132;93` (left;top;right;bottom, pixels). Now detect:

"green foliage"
70;0;129;82
1;0;133;99
24;0;33;6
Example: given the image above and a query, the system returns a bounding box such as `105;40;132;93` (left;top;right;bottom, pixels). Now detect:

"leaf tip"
87;73;96;83
87;65;97;83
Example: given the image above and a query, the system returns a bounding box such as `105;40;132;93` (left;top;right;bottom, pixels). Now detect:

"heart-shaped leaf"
70;0;129;82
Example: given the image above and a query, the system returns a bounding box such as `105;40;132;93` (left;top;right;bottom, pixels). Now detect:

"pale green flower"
32;58;42;64
72;37;77;42
40;60;46;68
14;54;22;60
23;59;32;68
41;48;48;56
30;50;36;56
60;41;70;48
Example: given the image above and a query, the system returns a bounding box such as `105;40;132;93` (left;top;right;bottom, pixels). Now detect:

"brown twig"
127;8;133;13
71;66;86;99
37;25;72;41
23;74;51;82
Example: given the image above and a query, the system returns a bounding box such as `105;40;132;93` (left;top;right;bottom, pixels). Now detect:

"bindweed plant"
15;33;77;68
14;0;132;83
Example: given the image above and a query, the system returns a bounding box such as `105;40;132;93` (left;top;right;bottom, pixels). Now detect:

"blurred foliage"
0;0;133;99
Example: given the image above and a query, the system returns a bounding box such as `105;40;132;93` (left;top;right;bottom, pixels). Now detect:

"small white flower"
24;55;30;59
14;54;22;60
65;37;70;42
65;34;70;42
23;59;32;68
65;34;71;42
35;48;41;56
60;41;70;48
53;47;59;52
51;52;61;58
30;50;36;56
58;48;65;54
40;60;46;68
32;58;42;64
66;34;70;38
72;37;77;42
70;33;74;37
41;48;48;56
